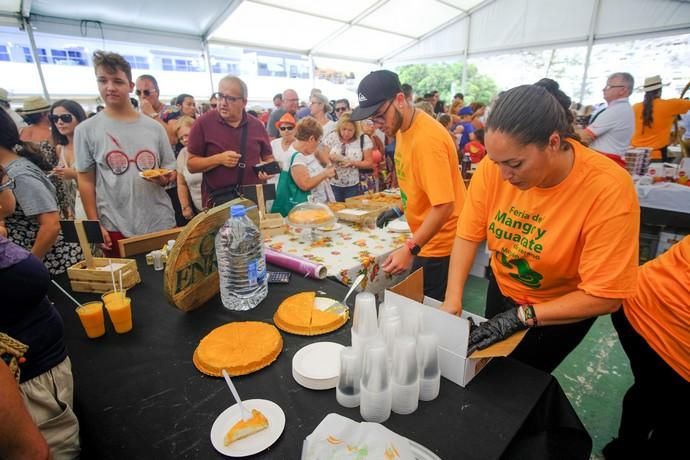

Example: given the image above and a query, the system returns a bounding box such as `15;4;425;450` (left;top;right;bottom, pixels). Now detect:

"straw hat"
17;96;51;115
642;75;668;92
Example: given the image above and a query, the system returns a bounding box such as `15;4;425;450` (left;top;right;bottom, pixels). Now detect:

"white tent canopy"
0;0;688;64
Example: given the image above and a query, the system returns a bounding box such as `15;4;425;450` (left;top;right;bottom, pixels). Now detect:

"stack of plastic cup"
351;292;379;352
403;307;423;338
417;333;441;401
379;314;403;366
336;347;361;408
391;336;420;414
359;340;391;423
378;301;401;328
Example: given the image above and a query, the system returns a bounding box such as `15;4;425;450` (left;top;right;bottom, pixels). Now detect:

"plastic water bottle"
215;205;267;310
461;152;472;180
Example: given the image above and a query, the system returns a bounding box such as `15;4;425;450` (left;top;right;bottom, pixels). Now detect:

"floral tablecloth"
264;222;411;295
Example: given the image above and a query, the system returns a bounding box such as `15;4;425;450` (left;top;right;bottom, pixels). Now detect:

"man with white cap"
350;70;466;300
0;88;27;132
631;75;690;161
577;72;635;166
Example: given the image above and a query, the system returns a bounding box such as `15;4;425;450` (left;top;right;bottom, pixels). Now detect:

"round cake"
274;292;348;336
193;321;282;377
287;203;335;226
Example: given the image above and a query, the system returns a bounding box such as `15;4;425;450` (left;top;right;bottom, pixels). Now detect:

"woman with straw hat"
630;75;690;161
17;96;52;145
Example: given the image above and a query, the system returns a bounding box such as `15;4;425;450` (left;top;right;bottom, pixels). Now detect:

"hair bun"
534;78;572;124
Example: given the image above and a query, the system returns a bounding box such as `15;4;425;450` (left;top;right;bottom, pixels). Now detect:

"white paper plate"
210;399;285;457
388;218;411;233
410;440;442;460
292;342;344;390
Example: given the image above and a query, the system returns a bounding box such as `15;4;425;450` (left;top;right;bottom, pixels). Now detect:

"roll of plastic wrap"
265;248;328;279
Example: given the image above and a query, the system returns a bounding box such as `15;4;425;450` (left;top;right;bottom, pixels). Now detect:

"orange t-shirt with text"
457;139;639;303
631;98;690;158
623;236;690;382
395;111;466;257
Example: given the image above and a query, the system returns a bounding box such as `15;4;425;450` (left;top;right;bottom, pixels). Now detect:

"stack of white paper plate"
292;342;344;390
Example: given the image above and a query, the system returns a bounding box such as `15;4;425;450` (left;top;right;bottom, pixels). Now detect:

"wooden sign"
163;198;259;311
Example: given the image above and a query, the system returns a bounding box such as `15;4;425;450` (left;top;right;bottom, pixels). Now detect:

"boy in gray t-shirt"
76;51;176;257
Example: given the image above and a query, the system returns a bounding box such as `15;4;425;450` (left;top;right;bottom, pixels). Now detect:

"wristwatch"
405;238;421;256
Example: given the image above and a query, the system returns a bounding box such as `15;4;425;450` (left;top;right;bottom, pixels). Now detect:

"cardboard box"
385;270;525;387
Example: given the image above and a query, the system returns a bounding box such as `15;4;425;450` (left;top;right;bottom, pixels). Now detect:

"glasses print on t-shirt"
104;133;158;175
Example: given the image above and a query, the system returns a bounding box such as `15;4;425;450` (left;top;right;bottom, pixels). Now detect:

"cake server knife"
222;369;251;421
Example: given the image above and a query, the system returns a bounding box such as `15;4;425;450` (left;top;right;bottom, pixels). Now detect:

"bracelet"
519;304;538;327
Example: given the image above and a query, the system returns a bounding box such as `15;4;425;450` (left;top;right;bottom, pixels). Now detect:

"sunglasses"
279;125;294;131
0;176;15;192
210;103;217;108
212;92;244;104
135;89;155;97
335;107;348;113
49;114;74;123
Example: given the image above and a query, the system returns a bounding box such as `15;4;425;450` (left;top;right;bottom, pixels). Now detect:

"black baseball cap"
350;70;402;121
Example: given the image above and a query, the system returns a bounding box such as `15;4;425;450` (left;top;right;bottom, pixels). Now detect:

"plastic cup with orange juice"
102;291;133;334
76;301;106;339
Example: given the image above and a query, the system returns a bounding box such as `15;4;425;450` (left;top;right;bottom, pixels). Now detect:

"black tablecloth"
48;256;591;459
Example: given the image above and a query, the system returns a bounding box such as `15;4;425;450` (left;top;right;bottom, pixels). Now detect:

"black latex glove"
376;207;401;228
467;308;526;356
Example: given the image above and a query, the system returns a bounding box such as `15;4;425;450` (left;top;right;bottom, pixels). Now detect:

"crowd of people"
0;48;688;460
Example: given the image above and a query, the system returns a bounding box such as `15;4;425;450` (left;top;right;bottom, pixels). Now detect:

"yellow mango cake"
274;292;348;336
224;409;269;445
193;322;282;377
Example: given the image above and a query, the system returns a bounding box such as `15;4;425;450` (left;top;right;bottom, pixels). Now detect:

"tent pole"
203;40;215;96
23;16;50;101
461;14;472;94
579;0;601;104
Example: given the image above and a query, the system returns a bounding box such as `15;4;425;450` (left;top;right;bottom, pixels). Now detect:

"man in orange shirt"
443;79;640;373
603;236;689;460
351;70;466;300
630;75;690;161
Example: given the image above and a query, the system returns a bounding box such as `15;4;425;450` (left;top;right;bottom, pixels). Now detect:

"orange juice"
76;302;106;339
104;296;133;334
101;290;127;306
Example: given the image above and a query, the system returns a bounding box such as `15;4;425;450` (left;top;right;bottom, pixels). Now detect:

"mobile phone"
267;271;291;284
253;161;282;175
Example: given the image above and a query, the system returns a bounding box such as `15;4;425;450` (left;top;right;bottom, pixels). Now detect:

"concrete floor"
462;275;633;458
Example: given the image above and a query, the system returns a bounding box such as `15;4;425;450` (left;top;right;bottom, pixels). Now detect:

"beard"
386;107;403;136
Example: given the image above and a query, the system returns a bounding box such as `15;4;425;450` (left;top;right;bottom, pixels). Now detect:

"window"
211;60;240;74
123;55;149;70
51;49;68;64
174;58;201;72
0;45;9;61
67;50;87;66
22;47;48;63
162;58;173;71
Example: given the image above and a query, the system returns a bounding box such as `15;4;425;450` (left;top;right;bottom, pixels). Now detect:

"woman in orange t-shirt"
603;236;690;459
441;78;640;373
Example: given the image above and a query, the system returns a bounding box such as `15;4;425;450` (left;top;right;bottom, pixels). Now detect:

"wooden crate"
67;257;141;293
118;227;183;257
260;212;287;238
335;207;380;224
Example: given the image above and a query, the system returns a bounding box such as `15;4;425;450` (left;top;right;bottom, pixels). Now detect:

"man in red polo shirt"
187;76;274;208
